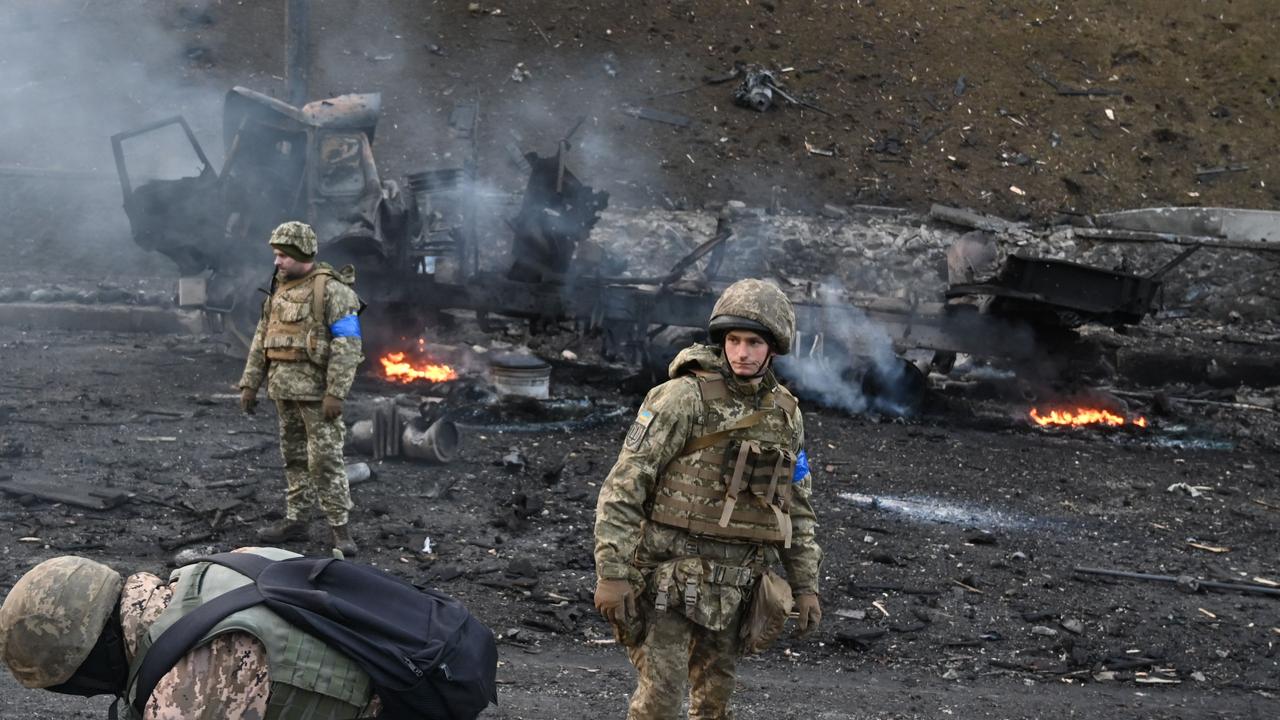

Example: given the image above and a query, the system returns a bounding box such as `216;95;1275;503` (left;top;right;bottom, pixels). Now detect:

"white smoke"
0;1;227;276
776;282;913;416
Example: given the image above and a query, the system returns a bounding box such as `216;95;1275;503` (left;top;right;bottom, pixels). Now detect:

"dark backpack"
130;552;498;719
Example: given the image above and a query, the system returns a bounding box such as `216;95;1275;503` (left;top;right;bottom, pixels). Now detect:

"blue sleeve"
329;313;362;339
793;448;809;483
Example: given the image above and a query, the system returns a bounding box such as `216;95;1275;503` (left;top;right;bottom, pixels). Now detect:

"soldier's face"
273;249;311;278
723;330;772;378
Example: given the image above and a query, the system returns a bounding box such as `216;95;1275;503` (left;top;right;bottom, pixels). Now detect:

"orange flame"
379;351;458;383
1030;407;1147;428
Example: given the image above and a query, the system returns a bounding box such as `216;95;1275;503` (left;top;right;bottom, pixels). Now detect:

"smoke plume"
0;1;227;277
776;282;915;416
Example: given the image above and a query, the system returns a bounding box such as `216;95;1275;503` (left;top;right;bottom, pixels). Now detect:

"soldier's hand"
322;394;343;420
240;389;258;414
794;593;822;635
594;579;637;624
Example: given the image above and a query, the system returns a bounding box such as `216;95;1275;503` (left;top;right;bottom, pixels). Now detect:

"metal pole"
1074;567;1280;598
466;98;481;279
286;0;310;107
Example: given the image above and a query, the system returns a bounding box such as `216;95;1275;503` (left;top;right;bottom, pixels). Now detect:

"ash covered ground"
1;323;1278;720
2;2;1280;719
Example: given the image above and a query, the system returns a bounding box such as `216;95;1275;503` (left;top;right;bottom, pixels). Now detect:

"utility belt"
654;558;757;609
671;534;780;567
650;556;760;632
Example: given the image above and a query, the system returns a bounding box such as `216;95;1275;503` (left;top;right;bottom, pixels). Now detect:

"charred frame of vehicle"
112;88;1176;409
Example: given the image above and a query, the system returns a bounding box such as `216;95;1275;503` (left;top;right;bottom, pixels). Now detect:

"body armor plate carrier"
263;269;337;365
650;371;798;547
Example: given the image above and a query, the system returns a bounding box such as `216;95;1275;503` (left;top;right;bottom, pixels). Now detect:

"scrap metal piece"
1194;163;1249;180
659;227;733;288
1091;206;1280;245
947;255;1164;328
733;65;779;112
1074;566;1280;598
930;203;1031;237
1148;243;1203;280
449;102;478;138
622;105;692;128
506;145;609;283
0;476;131;510
760;77;834;116
372;399;403;461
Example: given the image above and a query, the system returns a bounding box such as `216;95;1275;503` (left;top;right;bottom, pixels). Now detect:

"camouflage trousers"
625;608;741;720
275;399;352;526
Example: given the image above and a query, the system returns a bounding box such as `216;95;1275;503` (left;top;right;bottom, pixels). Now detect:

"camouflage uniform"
0;552;379;719
238;222;364;529
121;570;273;718
595;342;822;720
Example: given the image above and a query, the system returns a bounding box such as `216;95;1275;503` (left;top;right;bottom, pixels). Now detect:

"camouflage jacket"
121;572;271;719
594;344;822;595
238;263;364;401
120;557;381;719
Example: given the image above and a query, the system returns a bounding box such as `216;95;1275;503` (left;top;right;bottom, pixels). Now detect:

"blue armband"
793;449;809;483
329;314;361;339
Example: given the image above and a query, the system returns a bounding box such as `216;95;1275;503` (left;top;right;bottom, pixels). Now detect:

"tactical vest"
650;371;800;547
122;548;371;720
263;268;337;366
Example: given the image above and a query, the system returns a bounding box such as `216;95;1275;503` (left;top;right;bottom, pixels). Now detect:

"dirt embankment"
5;1;1280;283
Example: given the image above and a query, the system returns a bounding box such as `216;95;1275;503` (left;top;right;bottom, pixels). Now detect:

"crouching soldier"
0;551;380;718
593;278;823;720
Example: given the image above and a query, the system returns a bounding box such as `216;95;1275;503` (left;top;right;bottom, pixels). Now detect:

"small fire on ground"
379;351;458;383
1030;406;1147;428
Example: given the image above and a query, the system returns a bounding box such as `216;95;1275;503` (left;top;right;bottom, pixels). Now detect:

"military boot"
331;524;358;557
257;517;309;543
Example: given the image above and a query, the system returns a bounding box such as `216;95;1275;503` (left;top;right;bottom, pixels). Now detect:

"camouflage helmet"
708;278;796;355
268;221;318;260
0;556;123;688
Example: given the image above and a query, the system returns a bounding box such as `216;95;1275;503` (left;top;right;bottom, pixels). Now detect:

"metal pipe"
1074;566;1280;598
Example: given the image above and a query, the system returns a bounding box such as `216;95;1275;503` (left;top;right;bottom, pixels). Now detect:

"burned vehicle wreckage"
112;87;1273;416
112;87;416;347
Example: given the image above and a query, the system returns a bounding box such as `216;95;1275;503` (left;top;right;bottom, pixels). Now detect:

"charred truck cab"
111;87;414;346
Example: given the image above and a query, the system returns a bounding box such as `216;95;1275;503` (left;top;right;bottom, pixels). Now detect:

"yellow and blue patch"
624;408;656;451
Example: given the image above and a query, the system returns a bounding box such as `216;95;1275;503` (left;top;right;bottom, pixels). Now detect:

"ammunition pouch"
739;568;794;655
304;325;332;366
650;557;756;632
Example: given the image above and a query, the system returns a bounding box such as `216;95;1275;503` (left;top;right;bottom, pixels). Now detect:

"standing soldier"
238;221;365;556
594;278;823;720
0;551;380;718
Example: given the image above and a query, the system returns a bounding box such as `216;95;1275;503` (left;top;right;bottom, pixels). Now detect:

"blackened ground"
0;322;1276;719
